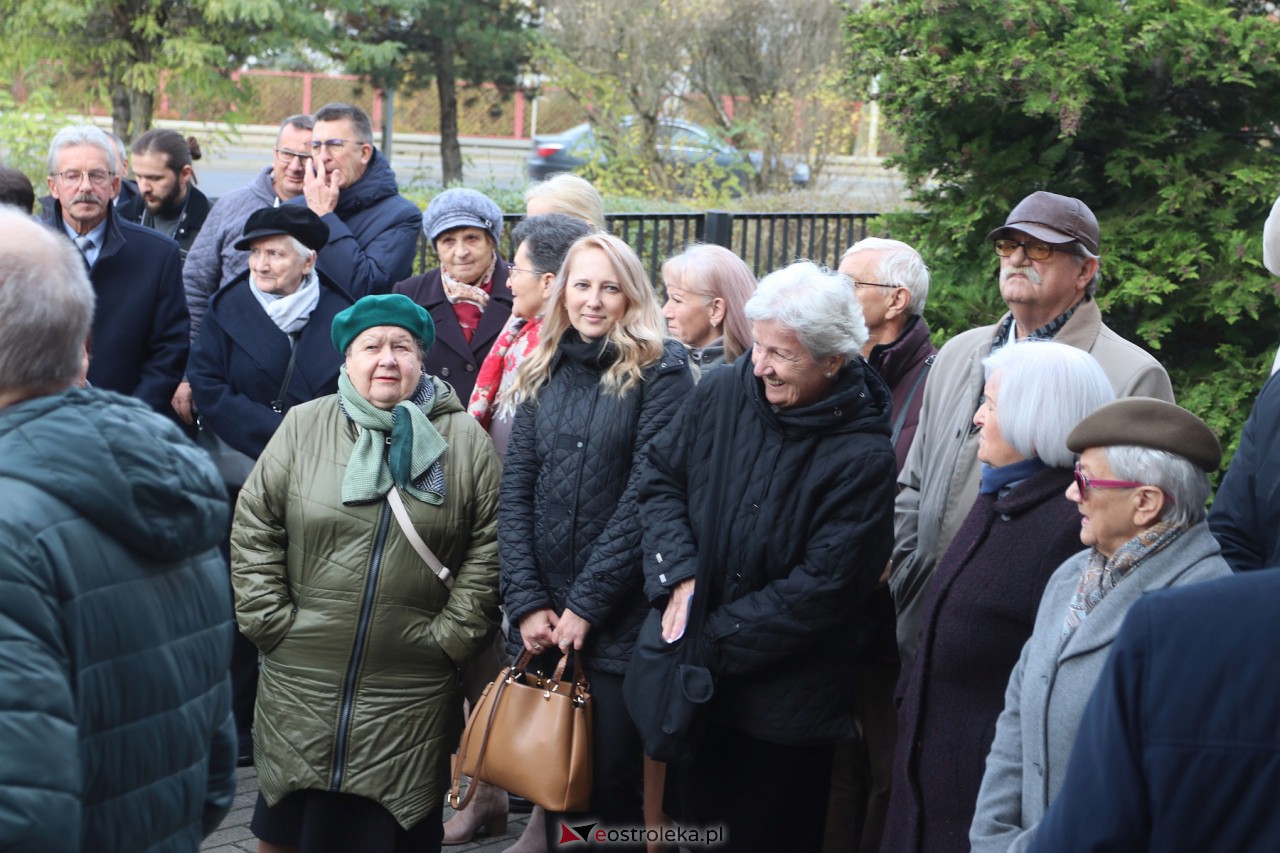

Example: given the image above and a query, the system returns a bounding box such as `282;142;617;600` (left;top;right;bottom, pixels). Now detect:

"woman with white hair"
636;260;897;851
882;341;1114;853
970;398;1232;852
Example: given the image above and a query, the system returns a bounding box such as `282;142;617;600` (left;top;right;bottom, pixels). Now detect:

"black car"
527;117;809;189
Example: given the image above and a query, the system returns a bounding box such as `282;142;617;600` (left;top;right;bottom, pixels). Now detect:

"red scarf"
468;314;543;430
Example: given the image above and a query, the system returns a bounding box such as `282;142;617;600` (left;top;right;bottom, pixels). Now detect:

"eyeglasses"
274;146;312;163
850;279;899;290
1072;462;1173;504
309;139;351;152
507;265;540;277
51;169;114;187
993;238;1062;261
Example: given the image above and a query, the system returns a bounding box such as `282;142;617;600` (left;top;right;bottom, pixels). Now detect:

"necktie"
74;235;94;262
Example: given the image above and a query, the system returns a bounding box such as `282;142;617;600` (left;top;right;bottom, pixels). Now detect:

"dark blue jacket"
0;388;236;851
1029;570;1280;852
42;202;189;417
287;149;421;298
1208;370;1280;572
188;271;352;459
393;261;514;401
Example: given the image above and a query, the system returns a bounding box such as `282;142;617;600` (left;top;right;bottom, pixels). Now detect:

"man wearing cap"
291;102;420;300
188;205;353;768
394;188;512;400
969;398;1231;853
1026;568;1280;852
890;191;1175;663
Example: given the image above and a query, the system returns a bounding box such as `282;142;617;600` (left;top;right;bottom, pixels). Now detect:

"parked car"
527;117;809;190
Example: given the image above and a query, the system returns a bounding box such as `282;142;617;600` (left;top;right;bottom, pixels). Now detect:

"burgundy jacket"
867;314;937;471
393;260;513;401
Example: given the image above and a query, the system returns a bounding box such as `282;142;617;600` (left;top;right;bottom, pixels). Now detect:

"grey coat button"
441;367;451;377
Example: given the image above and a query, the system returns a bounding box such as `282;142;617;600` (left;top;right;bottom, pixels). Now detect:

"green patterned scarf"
337;366;448;505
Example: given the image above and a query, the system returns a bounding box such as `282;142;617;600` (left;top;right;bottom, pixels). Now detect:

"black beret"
234;205;329;252
1067;397;1221;472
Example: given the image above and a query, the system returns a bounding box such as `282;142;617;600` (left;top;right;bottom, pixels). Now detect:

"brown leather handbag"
448;649;593;813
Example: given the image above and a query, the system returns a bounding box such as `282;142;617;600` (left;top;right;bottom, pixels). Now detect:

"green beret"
1066;397;1221;472
331;294;436;355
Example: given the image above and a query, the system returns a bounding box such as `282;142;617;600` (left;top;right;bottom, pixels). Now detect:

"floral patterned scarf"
467;313;543;430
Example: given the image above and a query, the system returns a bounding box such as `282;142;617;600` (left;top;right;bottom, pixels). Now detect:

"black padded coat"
638;356;897;744
500;334;694;675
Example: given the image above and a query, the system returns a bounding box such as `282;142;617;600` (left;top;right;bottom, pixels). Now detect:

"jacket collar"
868;314;934;386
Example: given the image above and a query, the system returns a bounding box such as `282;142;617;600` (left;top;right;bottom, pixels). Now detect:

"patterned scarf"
441;253;497;343
990;299;1082;352
467;314;543;430
1061;520;1184;641
337;367;448;505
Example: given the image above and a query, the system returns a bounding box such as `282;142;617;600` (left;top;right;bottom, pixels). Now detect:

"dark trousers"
222;486;258;758
543;666;644;851
681;724;835;853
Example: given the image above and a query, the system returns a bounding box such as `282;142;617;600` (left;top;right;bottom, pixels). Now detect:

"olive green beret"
331;294;435;355
1066;397;1221;472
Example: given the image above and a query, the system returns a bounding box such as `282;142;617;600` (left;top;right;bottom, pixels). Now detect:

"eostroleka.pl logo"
558;821;727;847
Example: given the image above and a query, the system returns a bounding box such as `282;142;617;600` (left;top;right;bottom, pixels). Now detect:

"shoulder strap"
386;487;454;590
890;353;934;450
270;336;301;414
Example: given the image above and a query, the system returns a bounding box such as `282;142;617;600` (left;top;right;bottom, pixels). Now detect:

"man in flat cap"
970;397;1231;852
890;191;1176;663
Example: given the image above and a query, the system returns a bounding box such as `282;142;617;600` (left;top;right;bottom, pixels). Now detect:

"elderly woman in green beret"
232;294;502;853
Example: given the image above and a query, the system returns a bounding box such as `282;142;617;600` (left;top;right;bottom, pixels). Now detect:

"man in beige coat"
889;192;1174;663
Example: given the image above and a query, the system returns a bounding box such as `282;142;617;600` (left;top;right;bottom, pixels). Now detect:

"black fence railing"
415;211;880;289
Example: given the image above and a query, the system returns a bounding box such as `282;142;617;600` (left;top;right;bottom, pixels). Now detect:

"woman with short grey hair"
884;340;1114;853
971;398;1231;852
636;260;896;850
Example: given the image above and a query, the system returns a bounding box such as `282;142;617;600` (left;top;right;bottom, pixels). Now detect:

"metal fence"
416;211;879;288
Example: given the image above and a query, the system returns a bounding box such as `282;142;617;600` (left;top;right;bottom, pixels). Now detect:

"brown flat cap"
1067;397;1221;472
985;190;1101;255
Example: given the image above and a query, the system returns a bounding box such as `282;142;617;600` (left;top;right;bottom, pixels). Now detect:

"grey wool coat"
968;521;1230;853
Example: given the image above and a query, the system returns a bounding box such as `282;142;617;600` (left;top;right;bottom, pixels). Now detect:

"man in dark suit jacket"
41;125;188;418
1029;570;1280;852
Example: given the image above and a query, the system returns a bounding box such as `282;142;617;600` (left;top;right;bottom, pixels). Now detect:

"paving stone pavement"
201;767;537;853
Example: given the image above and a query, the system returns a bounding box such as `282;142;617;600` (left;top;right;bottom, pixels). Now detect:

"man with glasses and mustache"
289;102;420;300
179;115;316;426
40;124;188;420
888;191;1175;666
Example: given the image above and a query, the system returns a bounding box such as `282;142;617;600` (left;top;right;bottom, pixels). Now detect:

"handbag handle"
447;649;586;811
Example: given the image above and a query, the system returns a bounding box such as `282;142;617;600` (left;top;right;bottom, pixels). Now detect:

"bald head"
0;208;96;404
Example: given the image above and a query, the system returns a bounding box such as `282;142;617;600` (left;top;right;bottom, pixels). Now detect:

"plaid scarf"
441;254;497;343
1061;520;1183;641
337;368;448;505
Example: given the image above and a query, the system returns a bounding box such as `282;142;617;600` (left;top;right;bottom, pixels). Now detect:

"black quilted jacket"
638;355;897;743
499;333;694;674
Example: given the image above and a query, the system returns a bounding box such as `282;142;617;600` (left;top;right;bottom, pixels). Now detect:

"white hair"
842;237;931;316
983;340;1114;468
746;260;867;360
48;125;117;175
1103;445;1209;527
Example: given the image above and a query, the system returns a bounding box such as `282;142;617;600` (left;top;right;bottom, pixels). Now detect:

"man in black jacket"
117;127;212;261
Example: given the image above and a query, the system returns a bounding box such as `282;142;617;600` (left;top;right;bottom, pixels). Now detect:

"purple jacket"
867;314;937;470
882;466;1083;853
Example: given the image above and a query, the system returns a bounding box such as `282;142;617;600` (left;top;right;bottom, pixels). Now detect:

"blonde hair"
661;244;756;362
512;233;665;401
524;174;607;231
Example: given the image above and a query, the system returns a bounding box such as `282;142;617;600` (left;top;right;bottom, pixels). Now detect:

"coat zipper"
329;498;393;791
